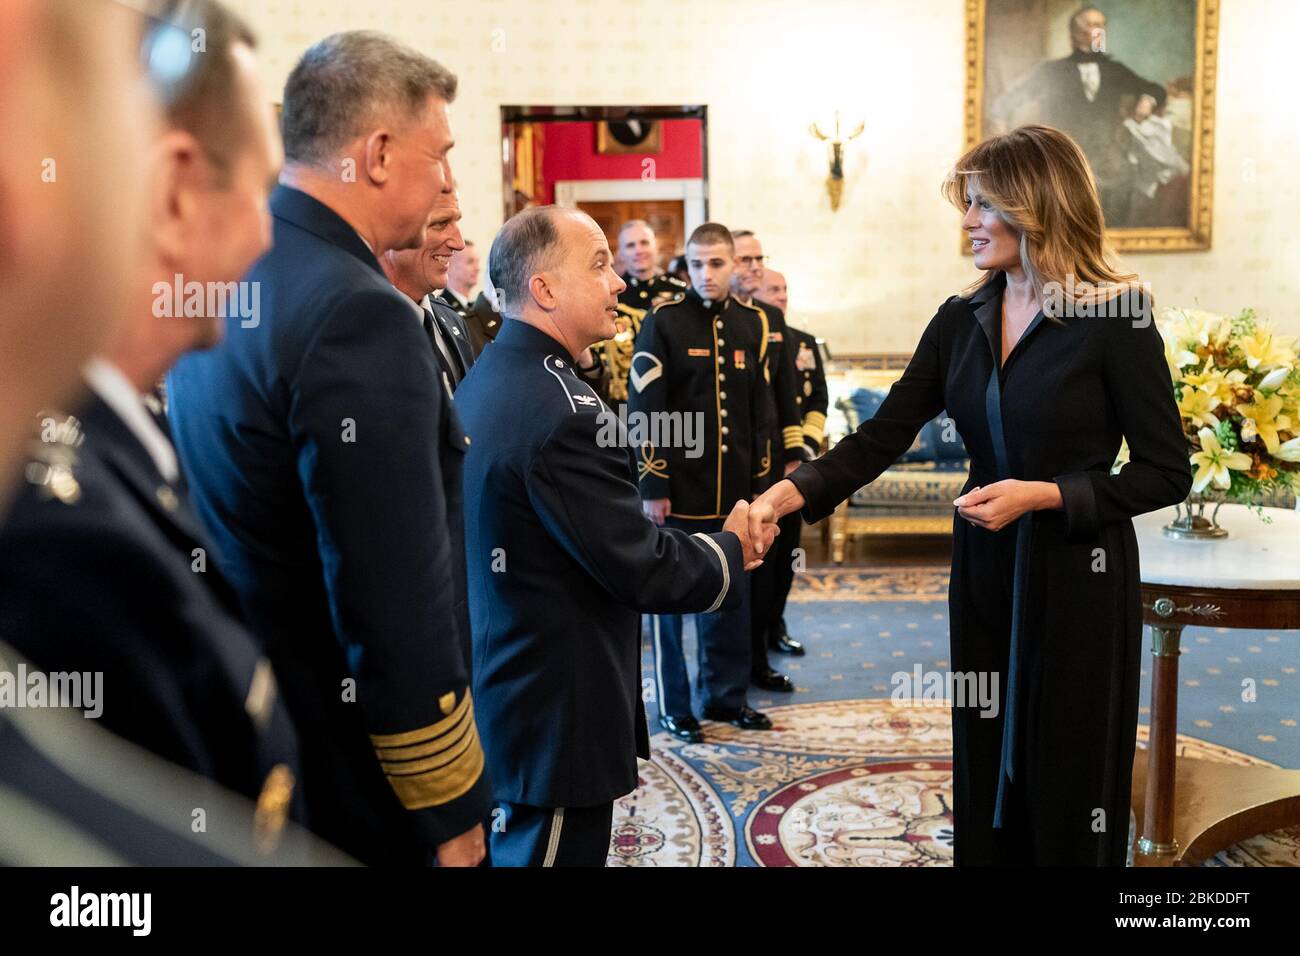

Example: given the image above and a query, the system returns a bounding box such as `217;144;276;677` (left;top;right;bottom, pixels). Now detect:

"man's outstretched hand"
724;499;778;571
747;479;807;557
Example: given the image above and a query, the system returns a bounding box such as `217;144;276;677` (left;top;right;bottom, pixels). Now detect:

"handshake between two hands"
723;499;779;571
643;479;808;572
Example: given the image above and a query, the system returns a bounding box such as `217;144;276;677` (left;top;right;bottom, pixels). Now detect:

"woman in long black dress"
751;125;1191;865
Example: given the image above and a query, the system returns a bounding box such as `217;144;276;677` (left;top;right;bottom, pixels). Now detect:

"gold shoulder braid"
597;303;646;403
25;412;84;505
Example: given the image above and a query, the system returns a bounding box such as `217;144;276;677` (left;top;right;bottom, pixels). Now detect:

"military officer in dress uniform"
166;33;491;866
629;222;777;742
458;207;767;866
757;270;830;658
381;195;479;392
0;0;304;817
436;239;505;358
731;233;808;690
588;220;688;402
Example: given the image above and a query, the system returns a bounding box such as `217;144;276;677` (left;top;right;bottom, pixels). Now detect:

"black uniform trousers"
490;801;614;867
651;517;751;717
750;509;804;663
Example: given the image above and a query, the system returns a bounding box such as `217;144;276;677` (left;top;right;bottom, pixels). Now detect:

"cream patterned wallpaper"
230;0;1299;352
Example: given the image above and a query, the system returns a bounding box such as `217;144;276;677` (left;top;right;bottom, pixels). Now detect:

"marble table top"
1134;503;1300;590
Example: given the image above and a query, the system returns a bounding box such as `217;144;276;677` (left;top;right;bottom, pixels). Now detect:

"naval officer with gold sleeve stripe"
166;34;490;865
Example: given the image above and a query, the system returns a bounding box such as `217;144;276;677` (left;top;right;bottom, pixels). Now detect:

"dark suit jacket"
993;51;1166;159
751;297;809;474
166;185;490;864
425;295;476;389
456;320;745;808
463;291;503;357
788;325;829;455
0;395;301;812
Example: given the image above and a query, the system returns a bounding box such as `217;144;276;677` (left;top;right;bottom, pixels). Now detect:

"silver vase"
1163;492;1228;539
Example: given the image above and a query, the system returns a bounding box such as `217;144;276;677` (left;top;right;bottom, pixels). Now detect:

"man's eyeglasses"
736;255;769;267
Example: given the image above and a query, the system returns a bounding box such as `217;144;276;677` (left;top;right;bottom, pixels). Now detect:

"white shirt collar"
83;358;180;484
443;286;470;310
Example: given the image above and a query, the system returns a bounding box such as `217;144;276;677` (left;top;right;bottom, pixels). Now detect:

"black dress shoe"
751;666;794;693
658;714;703;743
702;705;773;730
769;632;806;656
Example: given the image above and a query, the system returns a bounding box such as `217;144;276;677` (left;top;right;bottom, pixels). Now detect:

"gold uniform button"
715;320;723;329
720;409;728;418
464;436;471;446
156;486;179;512
720;444;729;453
716;355;724;364
717;338;725;347
719;391;727;400
718;373;726;382
721;426;729;435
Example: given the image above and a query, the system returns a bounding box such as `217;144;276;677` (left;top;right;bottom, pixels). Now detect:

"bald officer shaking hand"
455;207;775;866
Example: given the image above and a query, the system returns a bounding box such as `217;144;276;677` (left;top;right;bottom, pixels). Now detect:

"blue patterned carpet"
615;566;1300;866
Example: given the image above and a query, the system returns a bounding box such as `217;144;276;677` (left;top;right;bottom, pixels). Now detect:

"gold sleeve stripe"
369;693;486;810
375;705;475;762
379;718;478;776
383;737;485;810
782;426;805;449
369;690;472;750
803;411;827;442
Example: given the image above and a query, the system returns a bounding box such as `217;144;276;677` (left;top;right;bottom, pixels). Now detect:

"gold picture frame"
596;119;662;155
964;0;1219;253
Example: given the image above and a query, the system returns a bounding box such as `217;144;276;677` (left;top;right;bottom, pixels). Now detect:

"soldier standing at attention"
590;220;687;403
756;269;829;658
629;223;776;741
731;232;808;691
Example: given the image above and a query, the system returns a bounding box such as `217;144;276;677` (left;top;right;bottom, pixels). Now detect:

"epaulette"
665;276;687;288
649;292;686;313
542;354;605;414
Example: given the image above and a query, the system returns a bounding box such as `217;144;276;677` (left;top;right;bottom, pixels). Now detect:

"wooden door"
576;199;685;272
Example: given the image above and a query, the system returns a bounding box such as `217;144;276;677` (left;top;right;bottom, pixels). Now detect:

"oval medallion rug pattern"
611;567;1300;866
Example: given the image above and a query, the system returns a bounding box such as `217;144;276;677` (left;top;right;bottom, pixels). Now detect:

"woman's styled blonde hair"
942;125;1142;315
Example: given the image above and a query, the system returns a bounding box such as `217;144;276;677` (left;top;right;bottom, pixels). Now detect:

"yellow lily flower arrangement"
1156;306;1300;506
1190;428;1252;493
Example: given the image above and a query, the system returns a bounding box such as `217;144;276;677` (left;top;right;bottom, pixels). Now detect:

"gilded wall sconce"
809;111;865;211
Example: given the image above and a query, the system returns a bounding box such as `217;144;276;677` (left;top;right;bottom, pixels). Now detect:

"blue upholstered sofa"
821;356;968;562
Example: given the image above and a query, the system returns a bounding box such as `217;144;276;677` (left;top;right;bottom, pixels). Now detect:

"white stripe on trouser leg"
652;615;667;716
542;807;565;867
691;533;730;612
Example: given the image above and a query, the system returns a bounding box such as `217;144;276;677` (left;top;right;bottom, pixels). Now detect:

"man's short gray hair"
281;31;457;166
618;219;654;240
488;207;570;317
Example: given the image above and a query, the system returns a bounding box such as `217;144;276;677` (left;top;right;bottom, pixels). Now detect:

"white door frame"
553;178;707;235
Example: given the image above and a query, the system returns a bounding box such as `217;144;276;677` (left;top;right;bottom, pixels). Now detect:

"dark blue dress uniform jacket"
628;289;770;518
166;185;490;864
0;397;301;815
455;320;746;808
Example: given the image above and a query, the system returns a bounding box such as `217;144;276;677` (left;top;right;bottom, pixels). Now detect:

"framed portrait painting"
965;0;1219;251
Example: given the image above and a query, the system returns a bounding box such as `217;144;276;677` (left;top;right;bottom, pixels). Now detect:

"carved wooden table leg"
1136;622;1184;863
